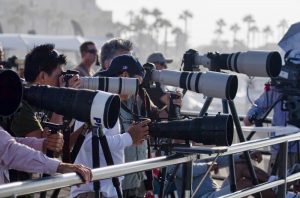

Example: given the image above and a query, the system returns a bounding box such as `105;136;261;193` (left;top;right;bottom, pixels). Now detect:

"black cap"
96;55;145;78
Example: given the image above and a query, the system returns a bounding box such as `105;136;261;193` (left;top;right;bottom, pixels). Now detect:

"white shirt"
70;120;132;198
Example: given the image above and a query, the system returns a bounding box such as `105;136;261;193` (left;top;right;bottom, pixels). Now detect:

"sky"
96;0;300;47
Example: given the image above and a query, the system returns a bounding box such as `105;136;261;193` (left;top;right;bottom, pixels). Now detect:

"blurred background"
0;0;298;115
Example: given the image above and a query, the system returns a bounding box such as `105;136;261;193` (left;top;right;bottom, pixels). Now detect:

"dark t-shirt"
10;100;46;137
147;82;166;109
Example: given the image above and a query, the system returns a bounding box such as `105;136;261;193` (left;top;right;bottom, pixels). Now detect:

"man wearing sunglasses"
146;52;182;119
75;41;98;77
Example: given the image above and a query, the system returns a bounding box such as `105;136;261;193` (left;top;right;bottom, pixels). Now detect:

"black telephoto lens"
149;114;233;146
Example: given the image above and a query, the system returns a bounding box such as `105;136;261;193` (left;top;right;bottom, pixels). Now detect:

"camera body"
183;49;282;77
272;63;300;127
61;69;79;84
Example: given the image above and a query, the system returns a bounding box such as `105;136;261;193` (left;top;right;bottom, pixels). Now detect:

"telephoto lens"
192;50;282;77
80;76;139;96
0;69;23;116
23;86;120;129
149;114;233;146
151;69;238;100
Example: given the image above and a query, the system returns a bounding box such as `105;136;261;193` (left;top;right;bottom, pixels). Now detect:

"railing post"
182;161;193;198
276;141;288;198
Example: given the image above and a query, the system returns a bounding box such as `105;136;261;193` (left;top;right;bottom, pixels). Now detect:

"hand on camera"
59;74;81;88
43;129;64;153
128;119;150;145
56;163;92;184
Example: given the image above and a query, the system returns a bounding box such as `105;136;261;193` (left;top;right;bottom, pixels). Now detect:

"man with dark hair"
1;43;80;184
100;38;133;70
75;41;98;76
11;44;80;138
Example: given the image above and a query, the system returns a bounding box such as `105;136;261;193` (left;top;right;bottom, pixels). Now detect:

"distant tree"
140;7;150;21
179;10;193;34
249;25;259;48
151;8;163;20
127;10;135;24
277;19;288;38
230;23;241;43
262;25;273;44
131;15;147;33
159;18;172;53
215;18;226;40
243;14;255;48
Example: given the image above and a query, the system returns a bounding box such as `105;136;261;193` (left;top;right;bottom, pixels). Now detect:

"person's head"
97;54;144;100
24;44;66;86
147;52;173;70
100;38;133;70
80;41;97;67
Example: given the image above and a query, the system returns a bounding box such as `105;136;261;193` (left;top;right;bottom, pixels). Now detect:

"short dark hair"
80;41;96;54
100;38;133;67
24;44;66;82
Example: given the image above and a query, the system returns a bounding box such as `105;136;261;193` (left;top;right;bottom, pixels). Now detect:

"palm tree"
262;26;273;45
179;10;193;34
127;10;135;25
243;14;255;48
140;7;150;21
215;18;226;40
159;18;172;53
249;25;259;48
214;28;223;40
151;8;162;21
172;27;186;50
277;19;288;38
230;23;241;44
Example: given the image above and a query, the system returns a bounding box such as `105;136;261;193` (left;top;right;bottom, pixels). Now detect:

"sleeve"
246;89;274;119
0;128;60;175
10;101;43;137
103;133;132;152
15;136;44;151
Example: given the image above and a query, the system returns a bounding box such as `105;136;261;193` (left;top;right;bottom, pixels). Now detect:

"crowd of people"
1;38;300;198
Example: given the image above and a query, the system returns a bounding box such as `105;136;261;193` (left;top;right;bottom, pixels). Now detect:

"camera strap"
96;126;123;198
91;127;101;197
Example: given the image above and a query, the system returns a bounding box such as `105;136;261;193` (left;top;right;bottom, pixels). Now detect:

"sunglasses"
87;49;97;54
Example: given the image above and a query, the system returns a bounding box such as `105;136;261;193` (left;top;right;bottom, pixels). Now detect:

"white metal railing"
1;129;300;198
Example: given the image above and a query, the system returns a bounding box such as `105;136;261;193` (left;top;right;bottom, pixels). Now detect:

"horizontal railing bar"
0;154;196;197
2;132;300;197
220;179;285;198
174;132;300;157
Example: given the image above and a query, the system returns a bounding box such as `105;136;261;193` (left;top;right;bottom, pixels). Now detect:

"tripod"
199;97;262;198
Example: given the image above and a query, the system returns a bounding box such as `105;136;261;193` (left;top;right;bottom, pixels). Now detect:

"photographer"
71;55;150;198
96;38;157;198
146;52;182;119
0;44;80;183
244;49;300;172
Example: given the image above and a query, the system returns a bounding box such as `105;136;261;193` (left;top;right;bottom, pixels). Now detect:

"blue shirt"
246;86;299;153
